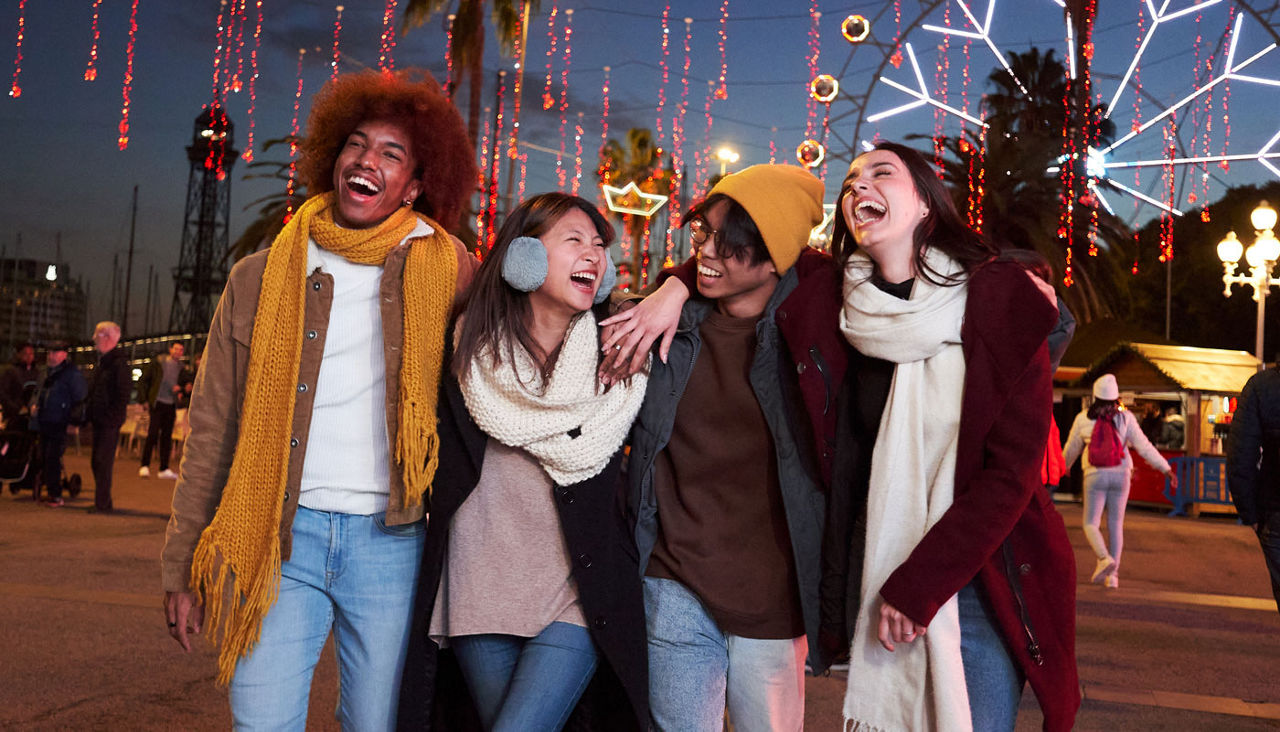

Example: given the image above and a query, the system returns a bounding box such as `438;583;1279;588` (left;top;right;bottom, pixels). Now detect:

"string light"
768;129;776;165
241;0;263;163
891;0;903;68
205;0;233;171
331;5;344;82
443;14;455;95
9;0;27;98
507;2;524;161
666;19;692;257
572;112;584;196
209;0;230;101
599;66;611;204
556;9;574;191
696;79;717;195
542;2;559;110
487;74;506;248
714;0;729;100
655;6;671;148
641;219;652;288
1219;5;1235;171
804;4;820;141
932;6;951;169
517;150;528;202
476;109;491;248
116;0;140;149
84;0;103;82
230;0;247;93
284;48;306;223
1158;120;1176;262
379;0;398;71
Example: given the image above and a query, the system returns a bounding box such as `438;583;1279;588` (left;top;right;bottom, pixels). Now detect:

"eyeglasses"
688;217;749;261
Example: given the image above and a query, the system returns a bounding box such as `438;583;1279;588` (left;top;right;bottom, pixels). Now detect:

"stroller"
2;428;81;500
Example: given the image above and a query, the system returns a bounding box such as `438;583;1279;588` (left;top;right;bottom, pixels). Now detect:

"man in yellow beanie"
622;164;849;729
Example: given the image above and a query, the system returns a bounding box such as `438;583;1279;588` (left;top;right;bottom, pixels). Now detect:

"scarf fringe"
396;394;439;510
189;525;282;687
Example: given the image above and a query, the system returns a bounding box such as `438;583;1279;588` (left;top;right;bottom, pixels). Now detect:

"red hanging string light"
331;5;344;82
507;1;524;161
641;218;653;288
487;76;506;248
379;0;398;72
695;79;716;196
556;9;574;191
1158;119;1176;262
443;14;455;95
572;112;584;196
542;2;560;110
241;0;263;162
84;0;103;82
116;0;140;149
890;0;903;68
714;0;729;100
284;48;306;223
932;6;951;170
665;18;693;259
229;0;248;93
655;6;671;148
599;65;611;183
804;3;820;141
9;0;27;98
476;109;490;245
205;0;233;170
1219;5;1236;171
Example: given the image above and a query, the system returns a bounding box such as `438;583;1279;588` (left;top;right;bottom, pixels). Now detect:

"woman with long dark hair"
1063;374;1177;589
405;192;649;730
821;142;1080;731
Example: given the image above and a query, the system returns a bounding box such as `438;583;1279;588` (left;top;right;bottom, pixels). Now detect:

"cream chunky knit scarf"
459;312;647;485
839;248;972;732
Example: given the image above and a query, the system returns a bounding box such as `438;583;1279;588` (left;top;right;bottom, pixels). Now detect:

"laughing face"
693;200;778;315
840;149;929;265
527;208;608;321
331;120;423;229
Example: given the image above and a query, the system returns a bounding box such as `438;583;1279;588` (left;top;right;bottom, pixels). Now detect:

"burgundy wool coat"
824;260;1081;731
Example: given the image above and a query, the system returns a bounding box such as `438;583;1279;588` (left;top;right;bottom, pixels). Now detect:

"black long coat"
397;375;648;731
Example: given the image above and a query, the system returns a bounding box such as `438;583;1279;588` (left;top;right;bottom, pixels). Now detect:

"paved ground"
2;449;1278;730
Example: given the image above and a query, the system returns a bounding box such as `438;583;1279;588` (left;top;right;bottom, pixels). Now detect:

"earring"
403;198;414;206
922;209;929;218
501;236;549;292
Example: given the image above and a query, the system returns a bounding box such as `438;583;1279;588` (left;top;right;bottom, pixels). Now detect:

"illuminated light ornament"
796;140;824;169
841;14;870;43
922;0;1029;97
1102;0;1225;120
714;0;729;100
240;0;263;163
378;0;398;72
867;43;987;128
603;182;668;217
808;203;836;247
284;48;306;223
9;0;27;98
810;74;838;103
85;0;103;81
331;5;344;82
116;0;141;149
542;2;560;110
229;0;247;93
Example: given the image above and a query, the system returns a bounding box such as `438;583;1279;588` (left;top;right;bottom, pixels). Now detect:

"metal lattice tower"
169;106;237;332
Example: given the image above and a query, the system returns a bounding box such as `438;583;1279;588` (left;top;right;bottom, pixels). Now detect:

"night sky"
2;0;1278;335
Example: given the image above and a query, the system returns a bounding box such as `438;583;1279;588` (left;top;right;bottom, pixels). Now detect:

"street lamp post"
716;146;739;176
1217;200;1280;369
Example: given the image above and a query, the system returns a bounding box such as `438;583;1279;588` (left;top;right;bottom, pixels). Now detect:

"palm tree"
931;48;1130;323
598;128;675;291
402;0;540;147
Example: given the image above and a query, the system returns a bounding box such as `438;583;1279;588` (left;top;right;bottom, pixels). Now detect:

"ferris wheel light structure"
867;43;988;128
922;0;1029;97
1104;0;1226;119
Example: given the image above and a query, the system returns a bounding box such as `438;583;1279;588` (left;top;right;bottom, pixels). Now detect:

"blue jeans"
450;621;598;731
643;577;806;732
958;582;1025;732
228;506;425;731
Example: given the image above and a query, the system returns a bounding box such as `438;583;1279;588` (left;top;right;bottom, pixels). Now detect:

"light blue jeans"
643;576;806;732
958;582;1026;732
450;621;598;732
228;506;425;731
1082;469;1131;567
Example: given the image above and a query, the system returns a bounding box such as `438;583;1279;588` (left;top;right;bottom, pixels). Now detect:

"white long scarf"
839;249;972;732
459;312;648;485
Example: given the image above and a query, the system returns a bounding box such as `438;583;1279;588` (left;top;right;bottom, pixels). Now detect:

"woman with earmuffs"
399;192;652;731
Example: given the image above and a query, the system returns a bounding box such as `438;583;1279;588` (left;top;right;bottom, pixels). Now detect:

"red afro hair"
299;68;476;230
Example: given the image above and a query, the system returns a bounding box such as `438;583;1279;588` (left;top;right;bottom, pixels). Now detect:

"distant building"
0;257;89;356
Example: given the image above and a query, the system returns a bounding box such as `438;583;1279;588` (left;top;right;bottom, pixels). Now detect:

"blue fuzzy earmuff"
501;235;617;305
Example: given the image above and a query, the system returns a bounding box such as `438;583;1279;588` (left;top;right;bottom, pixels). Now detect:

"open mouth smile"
697;263;723;279
344;173;381;198
853;199;886;225
570;269;598;292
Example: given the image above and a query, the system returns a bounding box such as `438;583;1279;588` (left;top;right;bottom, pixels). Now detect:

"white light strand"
922;0;1028;96
1104;0;1223;119
868;43;988;127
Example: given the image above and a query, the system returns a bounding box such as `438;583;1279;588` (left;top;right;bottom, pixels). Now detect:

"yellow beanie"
709;164;825;275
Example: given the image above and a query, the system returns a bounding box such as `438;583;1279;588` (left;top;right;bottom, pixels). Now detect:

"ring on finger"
167;622;177;628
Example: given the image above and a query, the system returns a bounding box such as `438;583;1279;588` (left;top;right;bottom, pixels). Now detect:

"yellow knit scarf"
190;192;457;685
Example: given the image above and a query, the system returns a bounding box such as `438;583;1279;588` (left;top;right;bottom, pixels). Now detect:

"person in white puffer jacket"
1063;373;1179;588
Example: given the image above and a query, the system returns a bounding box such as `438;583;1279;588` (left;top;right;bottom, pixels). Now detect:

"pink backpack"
1087;413;1126;467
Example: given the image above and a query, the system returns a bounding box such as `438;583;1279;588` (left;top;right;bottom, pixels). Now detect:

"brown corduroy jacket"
160;235;477;593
